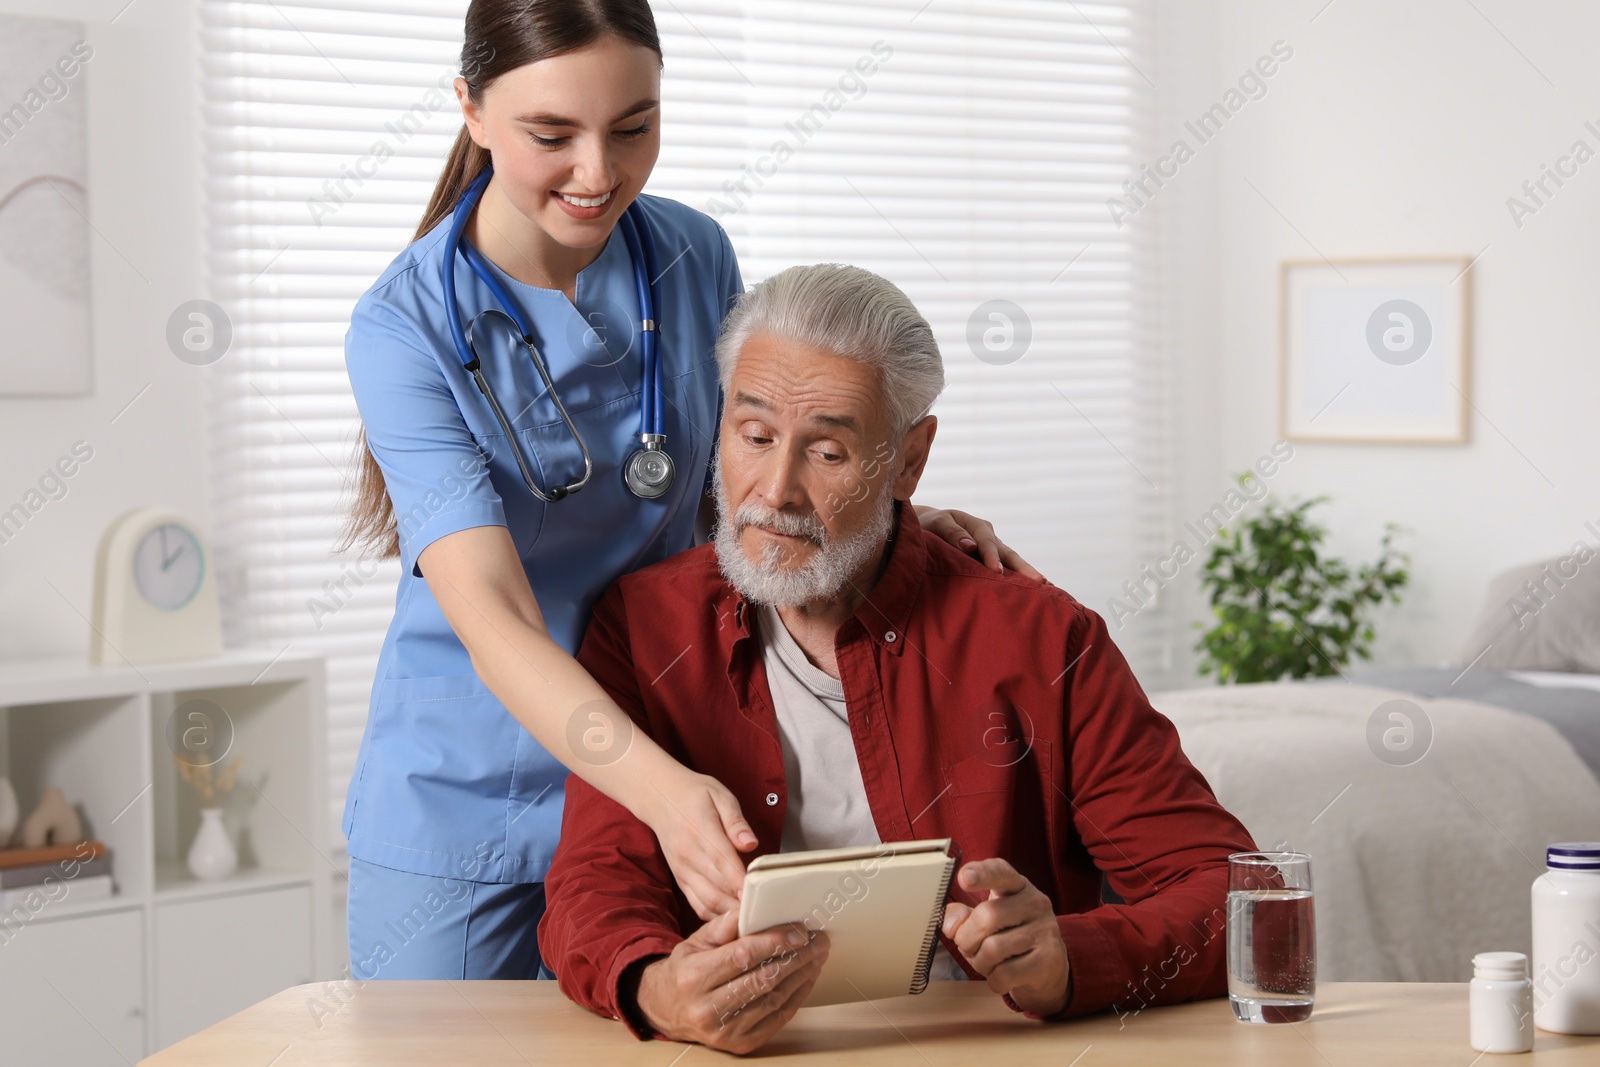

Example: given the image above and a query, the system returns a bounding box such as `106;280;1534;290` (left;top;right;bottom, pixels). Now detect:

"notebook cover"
738;838;955;1007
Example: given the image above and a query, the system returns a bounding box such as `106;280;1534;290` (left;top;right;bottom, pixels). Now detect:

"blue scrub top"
341;191;742;884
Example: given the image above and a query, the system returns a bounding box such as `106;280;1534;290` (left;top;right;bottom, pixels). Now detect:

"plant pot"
187;807;237;881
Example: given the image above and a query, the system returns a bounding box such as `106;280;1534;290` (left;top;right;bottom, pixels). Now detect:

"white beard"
711;454;896;608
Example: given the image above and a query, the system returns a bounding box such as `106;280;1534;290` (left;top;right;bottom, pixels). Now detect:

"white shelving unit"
0;650;334;1064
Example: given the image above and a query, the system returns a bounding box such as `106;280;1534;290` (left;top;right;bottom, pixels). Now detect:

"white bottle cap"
1473;951;1529;981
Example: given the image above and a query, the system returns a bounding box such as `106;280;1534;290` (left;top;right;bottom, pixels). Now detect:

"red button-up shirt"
539;502;1257;1034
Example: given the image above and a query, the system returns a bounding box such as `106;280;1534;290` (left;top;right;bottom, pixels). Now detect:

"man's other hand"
941;857;1071;1016
634;910;830;1053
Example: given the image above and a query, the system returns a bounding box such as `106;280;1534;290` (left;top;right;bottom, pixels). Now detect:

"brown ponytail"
337;0;663;564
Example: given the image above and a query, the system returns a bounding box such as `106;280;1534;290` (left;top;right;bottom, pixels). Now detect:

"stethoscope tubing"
440;165;662;502
616;208;664;438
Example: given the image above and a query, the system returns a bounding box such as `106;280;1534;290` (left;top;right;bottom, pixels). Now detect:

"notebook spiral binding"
908;844;960;994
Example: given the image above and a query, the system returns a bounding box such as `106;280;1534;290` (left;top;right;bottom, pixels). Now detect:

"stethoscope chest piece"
624;434;675;499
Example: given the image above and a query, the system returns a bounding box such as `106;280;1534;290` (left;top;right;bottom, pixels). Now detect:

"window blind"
199;0;1165;852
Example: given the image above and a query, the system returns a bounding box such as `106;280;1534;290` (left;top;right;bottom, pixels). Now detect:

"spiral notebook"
737;837;957;1007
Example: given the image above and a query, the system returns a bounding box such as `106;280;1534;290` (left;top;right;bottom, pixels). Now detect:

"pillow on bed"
1454;551;1600;672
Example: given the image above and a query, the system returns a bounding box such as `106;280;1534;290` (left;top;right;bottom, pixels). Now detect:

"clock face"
132;523;206;611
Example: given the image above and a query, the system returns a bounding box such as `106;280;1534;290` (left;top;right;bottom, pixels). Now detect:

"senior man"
538;264;1257;1053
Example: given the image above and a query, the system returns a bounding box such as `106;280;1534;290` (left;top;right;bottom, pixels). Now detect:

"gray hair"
713;264;945;436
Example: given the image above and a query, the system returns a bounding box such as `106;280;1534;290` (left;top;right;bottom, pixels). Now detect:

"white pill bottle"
1469;951;1534;1053
1531;841;1600;1034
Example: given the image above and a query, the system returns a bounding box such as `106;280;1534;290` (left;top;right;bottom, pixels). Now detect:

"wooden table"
140;981;1600;1064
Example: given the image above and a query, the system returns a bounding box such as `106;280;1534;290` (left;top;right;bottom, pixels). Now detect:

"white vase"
0;778;17;845
186;807;237;881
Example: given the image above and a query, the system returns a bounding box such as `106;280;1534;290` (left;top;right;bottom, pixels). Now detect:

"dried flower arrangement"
174;754;242;809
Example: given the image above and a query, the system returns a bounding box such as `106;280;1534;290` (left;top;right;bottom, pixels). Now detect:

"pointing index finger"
959;858;1027;896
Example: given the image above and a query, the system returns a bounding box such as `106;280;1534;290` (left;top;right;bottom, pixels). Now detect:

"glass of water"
1228;851;1316;1023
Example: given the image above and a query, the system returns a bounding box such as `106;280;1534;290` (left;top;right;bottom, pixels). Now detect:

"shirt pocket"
379;671;487;699
946;738;1055;891
374;671;519;798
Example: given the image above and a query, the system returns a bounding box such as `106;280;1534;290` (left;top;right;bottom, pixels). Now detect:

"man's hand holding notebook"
624;838;954;1054
628;908;831;1055
623;839;1075;1053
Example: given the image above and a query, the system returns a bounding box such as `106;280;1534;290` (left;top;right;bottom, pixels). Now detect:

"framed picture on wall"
1280;257;1472;443
0;15;93;396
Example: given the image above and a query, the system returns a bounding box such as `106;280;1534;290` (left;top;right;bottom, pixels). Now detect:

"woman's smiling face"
459;34;662;251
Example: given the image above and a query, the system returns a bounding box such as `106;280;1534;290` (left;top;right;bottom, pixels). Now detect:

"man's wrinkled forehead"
729;389;861;435
725;335;882;436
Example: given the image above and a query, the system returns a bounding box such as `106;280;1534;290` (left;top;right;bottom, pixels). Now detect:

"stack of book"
0;841;114;908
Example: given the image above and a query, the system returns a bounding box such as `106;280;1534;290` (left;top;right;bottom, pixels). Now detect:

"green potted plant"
1196;478;1409;683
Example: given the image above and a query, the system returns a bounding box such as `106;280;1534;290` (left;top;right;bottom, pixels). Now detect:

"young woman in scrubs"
336;0;1039;981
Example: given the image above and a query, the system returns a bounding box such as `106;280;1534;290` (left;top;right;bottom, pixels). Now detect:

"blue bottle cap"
1547;842;1600;870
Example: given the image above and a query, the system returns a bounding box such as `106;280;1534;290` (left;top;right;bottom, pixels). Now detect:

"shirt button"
885;630;898;643
766;792;779;806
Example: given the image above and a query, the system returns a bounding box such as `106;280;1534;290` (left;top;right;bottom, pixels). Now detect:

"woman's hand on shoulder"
915;505;1044;580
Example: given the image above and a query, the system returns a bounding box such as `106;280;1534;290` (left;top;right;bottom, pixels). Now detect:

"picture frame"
0;15;94;396
1279;257;1472;443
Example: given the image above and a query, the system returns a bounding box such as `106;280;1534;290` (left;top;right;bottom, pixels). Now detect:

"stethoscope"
441;166;674;502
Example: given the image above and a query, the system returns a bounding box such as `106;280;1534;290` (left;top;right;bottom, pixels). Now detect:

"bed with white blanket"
1150;554;1600;982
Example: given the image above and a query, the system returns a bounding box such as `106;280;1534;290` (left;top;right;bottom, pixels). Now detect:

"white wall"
1151;0;1598;679
0;0;209;662
5;0;1590;681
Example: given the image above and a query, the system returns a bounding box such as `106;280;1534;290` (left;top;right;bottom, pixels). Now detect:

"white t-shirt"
756;603;967;982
